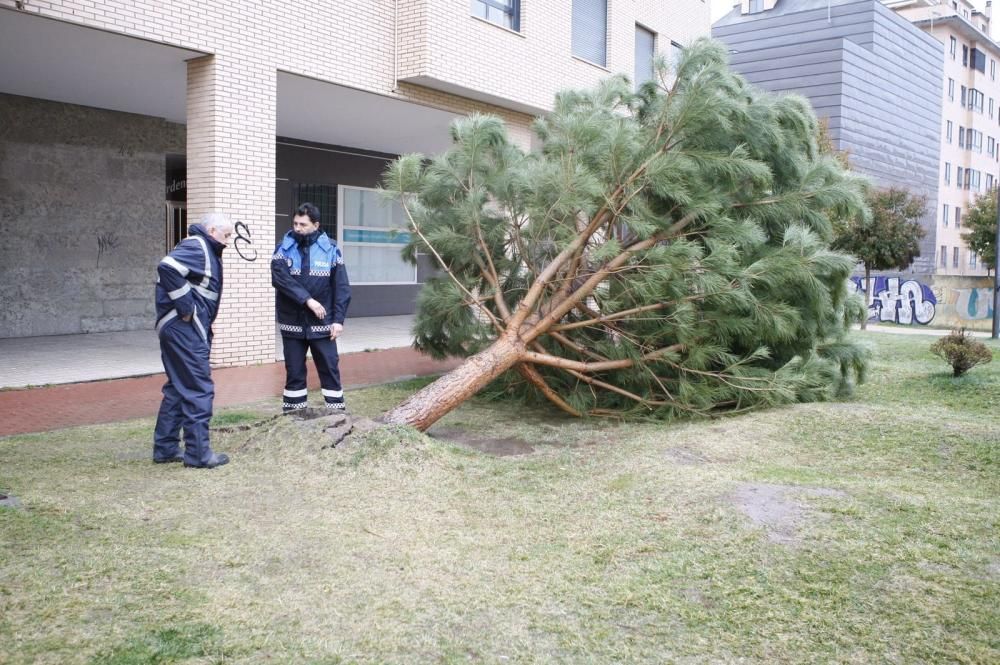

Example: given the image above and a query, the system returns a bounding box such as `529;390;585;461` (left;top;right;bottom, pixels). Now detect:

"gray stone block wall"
713;0;943;274
0;93;184;338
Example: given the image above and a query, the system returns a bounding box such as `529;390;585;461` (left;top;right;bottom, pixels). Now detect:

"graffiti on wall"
96;232;120;269
954;288;995;320
849;276;937;325
233;221;257;262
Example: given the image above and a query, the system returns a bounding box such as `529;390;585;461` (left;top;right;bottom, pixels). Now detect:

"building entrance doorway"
165;202;187;252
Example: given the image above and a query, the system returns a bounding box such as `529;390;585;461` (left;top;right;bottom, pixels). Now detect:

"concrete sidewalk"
0;347;461;438
859;324;996;337
0;315;418;389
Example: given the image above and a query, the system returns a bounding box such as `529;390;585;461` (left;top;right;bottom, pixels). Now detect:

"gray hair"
198;212;234;234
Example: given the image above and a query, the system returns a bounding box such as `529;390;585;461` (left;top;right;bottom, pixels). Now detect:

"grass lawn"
1;332;998;664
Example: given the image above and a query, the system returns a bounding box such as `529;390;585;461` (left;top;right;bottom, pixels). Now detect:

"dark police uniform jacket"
271;230;351;339
155;225;225;345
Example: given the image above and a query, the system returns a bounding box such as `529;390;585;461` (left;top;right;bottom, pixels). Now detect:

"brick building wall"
0;0;708;364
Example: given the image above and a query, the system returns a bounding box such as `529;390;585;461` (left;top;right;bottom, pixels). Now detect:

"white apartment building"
888;0;996;276
0;1;710;366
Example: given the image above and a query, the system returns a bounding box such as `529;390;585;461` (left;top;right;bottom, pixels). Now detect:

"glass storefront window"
338;186;416;285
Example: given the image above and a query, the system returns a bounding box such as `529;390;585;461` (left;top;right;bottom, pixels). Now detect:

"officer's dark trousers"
154;318;216;465
281;335;344;411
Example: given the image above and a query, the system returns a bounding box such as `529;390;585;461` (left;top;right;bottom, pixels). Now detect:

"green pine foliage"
383;38;871;420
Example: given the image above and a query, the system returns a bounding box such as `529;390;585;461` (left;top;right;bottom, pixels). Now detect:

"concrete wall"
712;0;944;274
0;93;184;338
849;271;996;331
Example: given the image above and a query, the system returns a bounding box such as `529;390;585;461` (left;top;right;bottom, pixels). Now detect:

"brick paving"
0;348;461;438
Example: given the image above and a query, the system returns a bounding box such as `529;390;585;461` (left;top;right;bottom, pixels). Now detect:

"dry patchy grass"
1;332;998;663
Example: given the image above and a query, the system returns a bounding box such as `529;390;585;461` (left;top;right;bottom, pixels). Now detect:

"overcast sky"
711;0;736;23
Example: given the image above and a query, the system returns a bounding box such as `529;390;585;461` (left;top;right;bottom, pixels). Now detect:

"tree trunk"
381;332;527;431
861;264;871;331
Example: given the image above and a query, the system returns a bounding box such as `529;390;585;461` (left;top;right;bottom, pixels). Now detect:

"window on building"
961;85;967;106
963;44;969;66
941;245;948;267
989;173;995;190
958;166;964;186
470;0;520;31
748;0;764;11
948;78;955;101
670;41;683;66
338;186;417;284
959;126;966;148
956;207;962;227
970;169;981;190
572;0;608;67
943;203;950;226
991;97;995;119
970;251;978;268
968;89;985;113
945;162;952;184
947;120;954;143
989;136;995;157
953;246;960;267
974;130;984;153
634;24;656;89
950;36;958;59
970;48;987;73
993;59;997;80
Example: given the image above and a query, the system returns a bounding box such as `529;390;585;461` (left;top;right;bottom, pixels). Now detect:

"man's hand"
306;298;327;320
330;323;343;340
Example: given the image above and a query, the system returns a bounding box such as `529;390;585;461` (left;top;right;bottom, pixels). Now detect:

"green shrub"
930;329;994;377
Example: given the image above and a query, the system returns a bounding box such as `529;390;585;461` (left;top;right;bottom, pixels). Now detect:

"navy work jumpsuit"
152;225;226;466
271;229;351;411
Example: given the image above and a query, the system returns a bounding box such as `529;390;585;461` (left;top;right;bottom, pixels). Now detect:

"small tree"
833;187;927;329
930;329;993;377
962;191;997;275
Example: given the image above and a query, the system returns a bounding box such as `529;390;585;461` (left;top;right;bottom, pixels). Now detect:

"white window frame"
337;184;419;286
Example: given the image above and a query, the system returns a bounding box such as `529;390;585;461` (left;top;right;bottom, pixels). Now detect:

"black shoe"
184;453;230;469
153;455;184;464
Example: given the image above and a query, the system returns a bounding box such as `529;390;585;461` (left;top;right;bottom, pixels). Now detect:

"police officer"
272;202;351;411
153;213;233;469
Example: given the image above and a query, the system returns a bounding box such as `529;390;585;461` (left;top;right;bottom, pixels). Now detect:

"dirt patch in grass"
0;492;21;510
727;483;848;546
429;426;535;456
664;446;712;465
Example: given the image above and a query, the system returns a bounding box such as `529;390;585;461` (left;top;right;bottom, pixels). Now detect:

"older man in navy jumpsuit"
272;202;351;411
153;213;233;469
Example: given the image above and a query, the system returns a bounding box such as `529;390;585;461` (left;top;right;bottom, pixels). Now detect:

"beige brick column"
186;55;277;366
